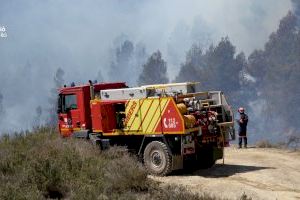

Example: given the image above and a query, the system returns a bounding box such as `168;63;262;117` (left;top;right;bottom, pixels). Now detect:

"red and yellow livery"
57;81;235;176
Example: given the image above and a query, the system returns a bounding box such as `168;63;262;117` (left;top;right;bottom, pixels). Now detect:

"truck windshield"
64;94;77;111
58;94;78;113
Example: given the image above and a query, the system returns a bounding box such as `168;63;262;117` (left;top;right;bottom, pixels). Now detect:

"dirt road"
152;147;300;200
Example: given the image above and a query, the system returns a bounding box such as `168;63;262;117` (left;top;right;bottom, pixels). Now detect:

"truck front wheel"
143;141;172;176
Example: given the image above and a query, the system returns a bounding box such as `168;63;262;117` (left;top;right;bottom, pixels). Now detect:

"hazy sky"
0;0;293;132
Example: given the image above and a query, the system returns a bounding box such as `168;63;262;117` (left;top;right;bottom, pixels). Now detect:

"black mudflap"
197;146;223;168
172;155;183;171
213;147;223;161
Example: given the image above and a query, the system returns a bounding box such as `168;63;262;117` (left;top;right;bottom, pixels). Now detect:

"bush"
146;184;220;200
102;150;149;194
255;140;275;148
0;129;143;199
286;135;300;150
0;128;246;200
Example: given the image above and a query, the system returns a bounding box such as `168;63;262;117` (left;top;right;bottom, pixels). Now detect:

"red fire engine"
57;81;235;176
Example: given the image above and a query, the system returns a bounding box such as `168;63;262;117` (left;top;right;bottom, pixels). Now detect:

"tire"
143;141;172;176
197;146;216;169
201;156;216;168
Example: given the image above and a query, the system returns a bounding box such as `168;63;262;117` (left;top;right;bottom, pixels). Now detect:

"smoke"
292;0;300;22
0;0;292;133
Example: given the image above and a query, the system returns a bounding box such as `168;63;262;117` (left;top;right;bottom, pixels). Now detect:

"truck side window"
115;103;125;129
57;95;63;113
64;94;78;111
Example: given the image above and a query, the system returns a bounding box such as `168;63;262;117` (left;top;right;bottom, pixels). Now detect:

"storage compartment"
90;101;103;132
100;104;117;132
100;87;155;100
142;82;196;95
90;101;117;133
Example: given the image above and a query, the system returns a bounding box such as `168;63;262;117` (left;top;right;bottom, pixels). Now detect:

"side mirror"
57;95;63;113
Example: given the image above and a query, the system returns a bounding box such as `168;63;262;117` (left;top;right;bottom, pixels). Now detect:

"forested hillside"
174;11;300;141
0;1;298;142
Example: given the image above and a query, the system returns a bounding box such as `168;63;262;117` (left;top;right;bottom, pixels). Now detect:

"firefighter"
238;107;248;148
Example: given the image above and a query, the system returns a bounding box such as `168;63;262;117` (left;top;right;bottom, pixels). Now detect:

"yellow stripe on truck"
142;99;160;133
121;97;184;135
127;99;143;131
145;98;169;134
152;98;169;133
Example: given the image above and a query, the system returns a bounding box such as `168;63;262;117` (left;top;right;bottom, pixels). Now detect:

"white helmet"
238;107;245;113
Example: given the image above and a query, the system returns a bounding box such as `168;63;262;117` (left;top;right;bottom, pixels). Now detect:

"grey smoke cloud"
0;0;292;133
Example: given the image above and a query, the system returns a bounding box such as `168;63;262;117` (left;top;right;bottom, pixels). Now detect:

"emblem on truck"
163;117;177;128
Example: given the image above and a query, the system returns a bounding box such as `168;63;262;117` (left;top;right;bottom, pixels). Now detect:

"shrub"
286;135;300;150
102;151;149;193
147;184;219;200
0;128;247;200
255;140;276;148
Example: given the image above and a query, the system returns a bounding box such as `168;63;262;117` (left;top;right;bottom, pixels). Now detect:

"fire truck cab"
57;82;127;137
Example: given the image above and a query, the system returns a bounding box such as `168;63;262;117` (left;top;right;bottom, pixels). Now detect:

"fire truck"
57;81;235;176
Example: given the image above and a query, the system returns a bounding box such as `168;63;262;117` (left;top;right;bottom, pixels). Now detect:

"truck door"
58;93;81;137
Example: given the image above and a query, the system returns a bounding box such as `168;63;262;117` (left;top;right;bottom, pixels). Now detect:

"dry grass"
255;140;277;148
0;128;249;200
255;138;300;150
255;139;288;149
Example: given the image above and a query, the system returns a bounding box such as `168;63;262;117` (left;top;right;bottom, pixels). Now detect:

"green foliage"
175;44;203;83
33;106;42;128
247;12;300;132
175;37;246;106
255;140;278;148
109;40;134;83
176;11;300;135
292;0;300;28
0;128;145;199
109;39;148;86
47;68;65;127
147;185;219;200
0;91;4;124
138;50;169;85
239;192;252;200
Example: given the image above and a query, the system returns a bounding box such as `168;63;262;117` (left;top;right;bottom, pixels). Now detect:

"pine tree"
176;38;245;106
96;70;104;83
33;106;42;129
175;62;200;83
138;51;169;85
0;91;4;124
200;38;244;105
109;40;134;85
134;43;148;84
175;44;203;82
292;0;300;26
47;68;65;127
247;12;300;133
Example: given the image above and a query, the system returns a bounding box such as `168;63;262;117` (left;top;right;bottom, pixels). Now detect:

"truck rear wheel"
197;146;218;169
143;141;172;176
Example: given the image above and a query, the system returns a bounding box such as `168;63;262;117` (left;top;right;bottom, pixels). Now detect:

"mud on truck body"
57;81;235;176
